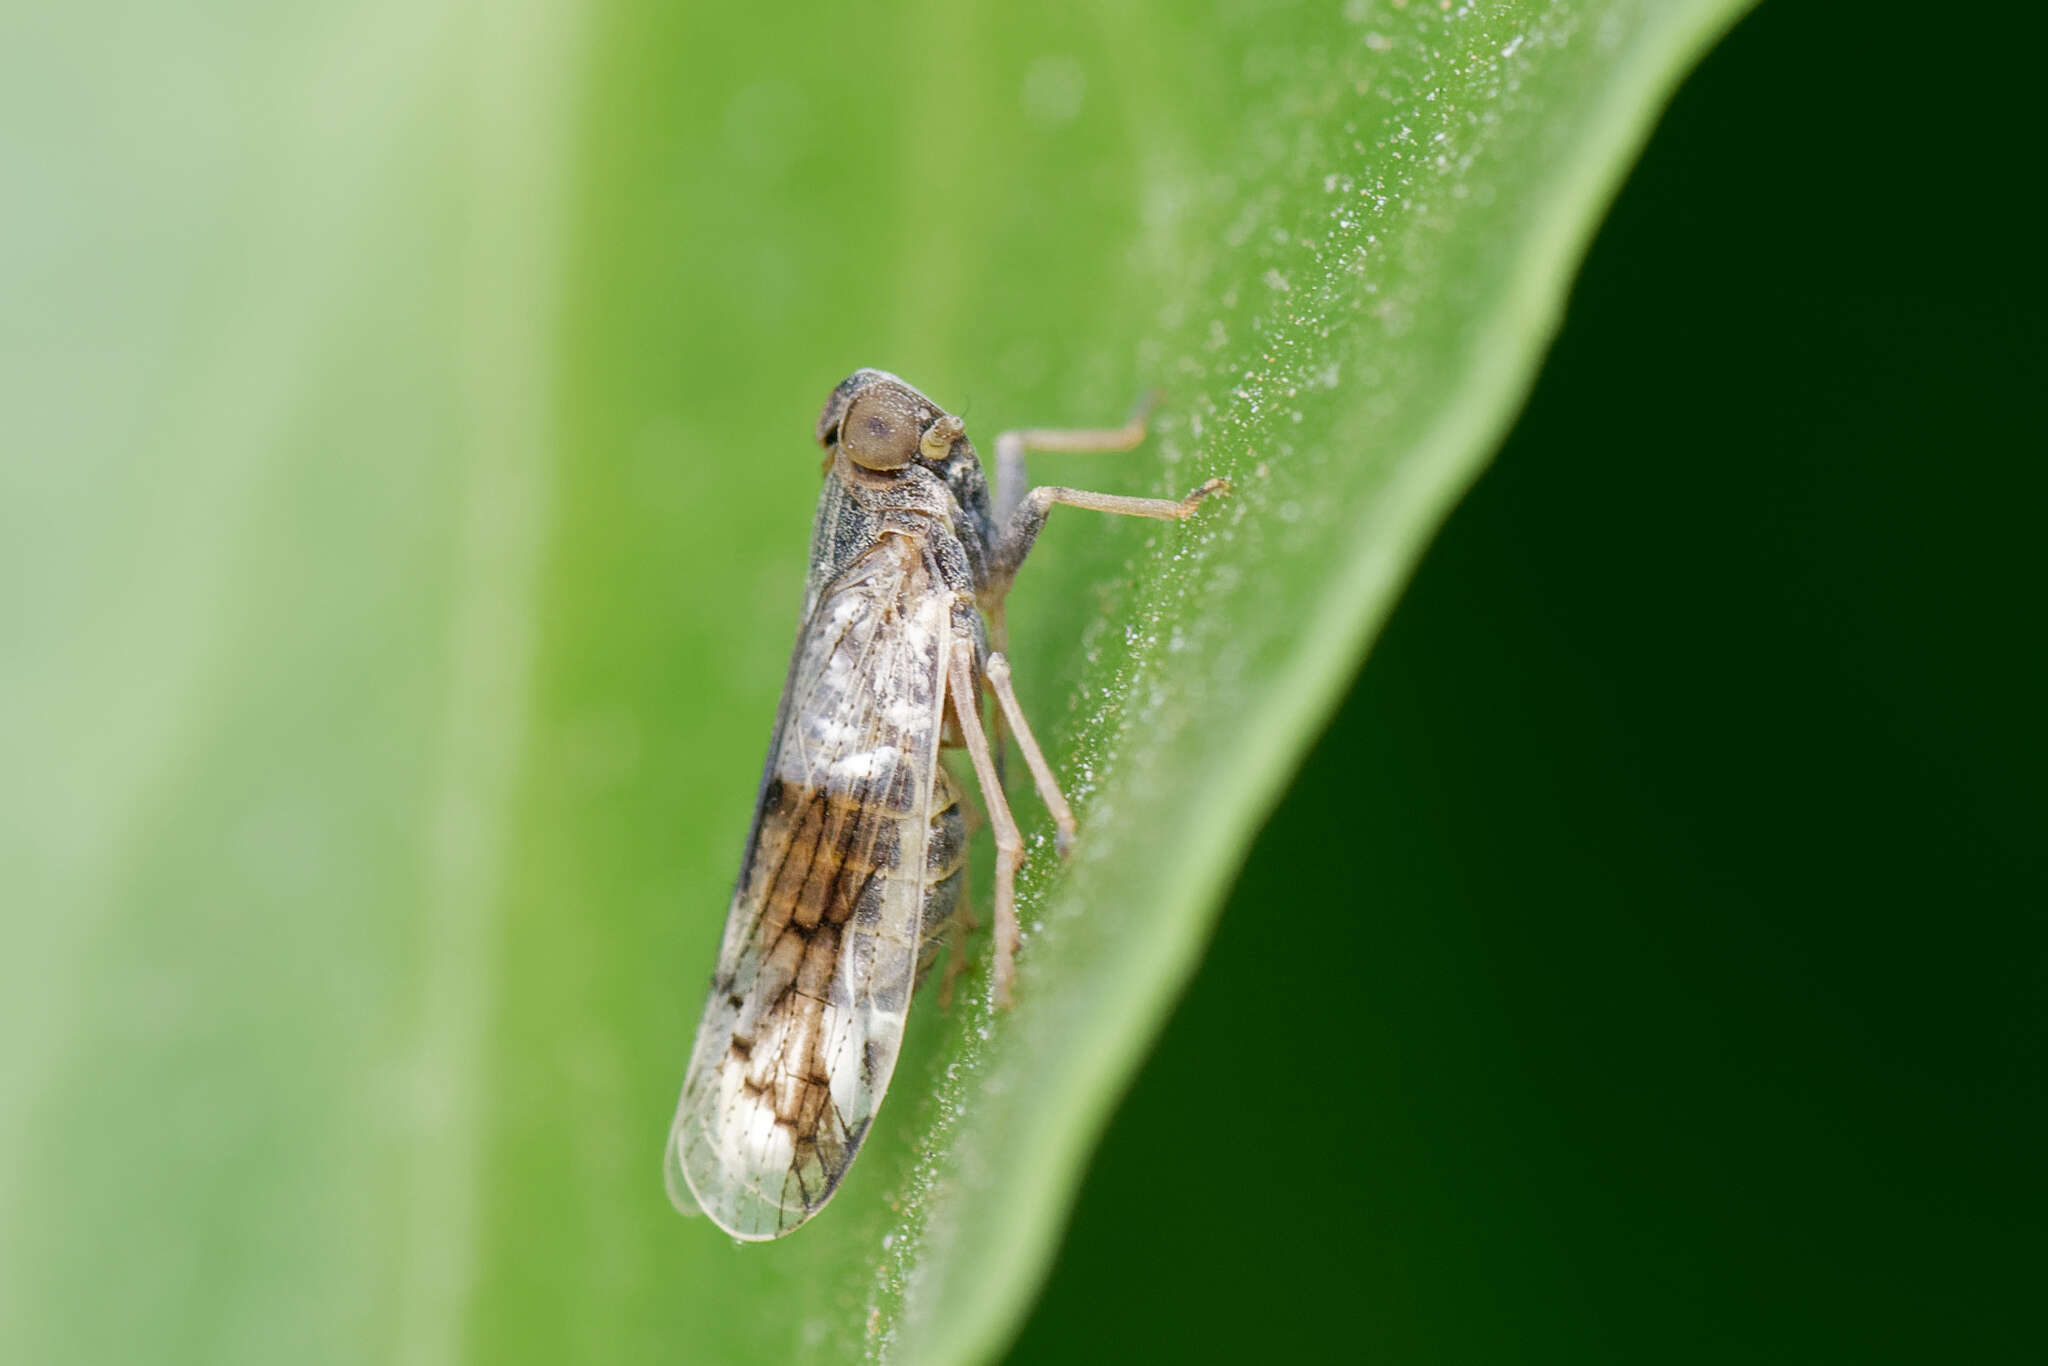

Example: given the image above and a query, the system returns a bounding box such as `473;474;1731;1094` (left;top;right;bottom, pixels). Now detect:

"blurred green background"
6;0;2041;1363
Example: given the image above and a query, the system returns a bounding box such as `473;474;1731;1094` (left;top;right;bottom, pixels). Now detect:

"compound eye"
839;386;926;470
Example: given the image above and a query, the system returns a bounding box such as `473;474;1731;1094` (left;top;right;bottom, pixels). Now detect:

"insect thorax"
807;454;991;618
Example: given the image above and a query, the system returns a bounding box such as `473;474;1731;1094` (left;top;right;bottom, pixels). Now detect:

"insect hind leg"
920;761;977;1010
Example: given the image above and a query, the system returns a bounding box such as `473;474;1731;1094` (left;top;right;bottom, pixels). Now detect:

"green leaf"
2;1;1748;1363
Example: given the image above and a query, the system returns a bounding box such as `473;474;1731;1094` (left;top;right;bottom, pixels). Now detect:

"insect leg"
987;477;1228;601
982;653;1077;858
930;755;983;1010
948;636;1025;1007
991;390;1161;529
986;600;1010;787
937;903;974;1011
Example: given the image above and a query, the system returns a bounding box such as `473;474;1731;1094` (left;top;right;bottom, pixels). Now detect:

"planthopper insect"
664;369;1225;1239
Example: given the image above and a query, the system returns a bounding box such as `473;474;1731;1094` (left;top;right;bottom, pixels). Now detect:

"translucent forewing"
665;530;951;1239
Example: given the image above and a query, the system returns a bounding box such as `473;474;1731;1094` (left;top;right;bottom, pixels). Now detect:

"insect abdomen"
915;765;969;981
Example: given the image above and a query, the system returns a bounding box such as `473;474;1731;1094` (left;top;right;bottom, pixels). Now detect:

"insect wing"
667;533;950;1239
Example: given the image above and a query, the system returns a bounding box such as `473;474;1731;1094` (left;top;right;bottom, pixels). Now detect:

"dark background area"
1013;2;2045;1361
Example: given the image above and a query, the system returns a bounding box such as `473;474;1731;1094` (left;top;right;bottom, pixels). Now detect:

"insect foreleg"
983;653;1077;858
948;636;1025;1007
986;477;1228;600
991;390;1160;528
